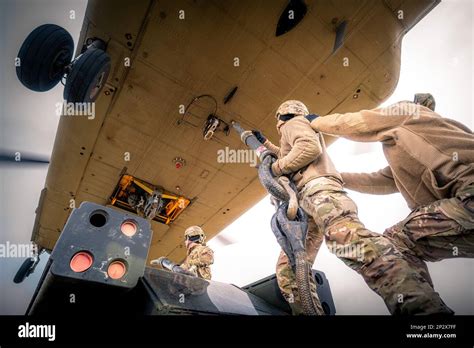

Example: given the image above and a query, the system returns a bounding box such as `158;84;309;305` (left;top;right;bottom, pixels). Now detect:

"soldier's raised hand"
252;130;267;144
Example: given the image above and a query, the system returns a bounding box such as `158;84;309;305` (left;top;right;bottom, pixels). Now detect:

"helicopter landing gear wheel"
63;48;111;103
13;257;35;284
16;24;74;92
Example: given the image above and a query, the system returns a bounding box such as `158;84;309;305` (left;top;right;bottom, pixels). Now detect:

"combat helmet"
275;100;309;119
184;226;206;244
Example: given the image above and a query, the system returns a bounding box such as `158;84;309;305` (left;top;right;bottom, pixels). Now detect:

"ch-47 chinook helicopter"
8;0;439;315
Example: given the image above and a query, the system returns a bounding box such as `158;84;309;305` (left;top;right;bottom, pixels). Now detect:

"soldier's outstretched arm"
308;103;413;142
272;117;322;176
341;166;399;195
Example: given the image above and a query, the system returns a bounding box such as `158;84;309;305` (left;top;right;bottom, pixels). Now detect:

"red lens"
107;260;127;279
121;220;137;237
70;251;93;273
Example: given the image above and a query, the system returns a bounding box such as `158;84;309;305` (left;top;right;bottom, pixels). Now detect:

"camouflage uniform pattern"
384;184;474;291
180;244;214;280
291;176;454;314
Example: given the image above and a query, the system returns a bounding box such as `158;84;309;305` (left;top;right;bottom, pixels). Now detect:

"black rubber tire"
64;48;111;103
13;258;35;284
16;24;74;92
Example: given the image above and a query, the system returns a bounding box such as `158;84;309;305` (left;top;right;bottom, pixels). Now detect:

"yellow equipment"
110;175;190;224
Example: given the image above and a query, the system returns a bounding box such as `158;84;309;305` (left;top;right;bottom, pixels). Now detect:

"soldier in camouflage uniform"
307;94;474;314
254;100;454;315
179;226;214;280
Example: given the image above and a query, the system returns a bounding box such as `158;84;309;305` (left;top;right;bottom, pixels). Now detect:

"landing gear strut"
13;246;45;284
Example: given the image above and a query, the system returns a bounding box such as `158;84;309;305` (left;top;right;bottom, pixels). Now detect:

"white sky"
0;0;473;315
